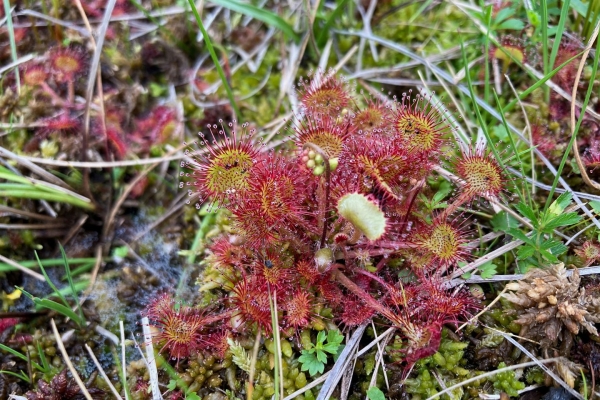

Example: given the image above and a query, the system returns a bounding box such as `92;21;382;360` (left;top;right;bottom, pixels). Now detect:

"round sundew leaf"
337;193;387;241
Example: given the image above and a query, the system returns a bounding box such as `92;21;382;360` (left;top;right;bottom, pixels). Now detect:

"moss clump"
490;362;525;397
403;330;481;399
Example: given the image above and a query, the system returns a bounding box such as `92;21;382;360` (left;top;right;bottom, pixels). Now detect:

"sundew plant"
3;0;600;399
159;71;489;373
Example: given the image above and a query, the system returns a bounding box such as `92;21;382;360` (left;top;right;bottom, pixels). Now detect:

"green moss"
490;362;525;397
403;330;480;399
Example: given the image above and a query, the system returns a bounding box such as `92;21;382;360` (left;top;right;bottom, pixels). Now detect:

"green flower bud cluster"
301;149;338;176
490;362;525;397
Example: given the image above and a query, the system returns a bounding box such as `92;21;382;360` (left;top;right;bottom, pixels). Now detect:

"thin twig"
0;254;44;281
80;0;118;196
425;358;564;400
50;318;93;400
505;75;536;196
141;317;162;400
457;285;509;332
85;344;123;400
570;20;600;190
498;331;584;400
101;144;186;251
446;265;600;288
120;321;131;400
316;324;367;400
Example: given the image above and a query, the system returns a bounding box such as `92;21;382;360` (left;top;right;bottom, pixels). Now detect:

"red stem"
332;266;388;316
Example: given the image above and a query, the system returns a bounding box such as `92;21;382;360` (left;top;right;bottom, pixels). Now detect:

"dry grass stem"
84;344;124;400
50;318;93;400
0;254;45;281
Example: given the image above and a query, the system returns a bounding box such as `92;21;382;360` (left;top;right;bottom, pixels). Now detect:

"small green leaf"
327;329;344;347
589;200;600;214
506;229;534;245
299;350;325;376
366;387;386;400
538;247;560;263
491;211;520;232
544;213;581;230
496;19;525;30
527;9;541;26
316;350;327;363
168;379;177;391
112;246;129;260
517;245;536;260
494;7;515;23
541;239;568;256
316;331;327;345
548;192;573;216
478;262;498;279
515;202;537;224
432;183;452;203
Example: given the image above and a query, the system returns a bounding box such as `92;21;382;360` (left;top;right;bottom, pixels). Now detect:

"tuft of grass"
543;22;600;213
187;0;241;118
17;248;87;328
0;166;94;210
209;0;299;43
2;0;20;92
540;0;550;103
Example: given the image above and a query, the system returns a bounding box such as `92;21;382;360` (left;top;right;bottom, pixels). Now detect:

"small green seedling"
298;329;344;376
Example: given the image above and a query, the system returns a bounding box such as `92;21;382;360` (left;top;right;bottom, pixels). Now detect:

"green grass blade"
484;5;492;105
316;0;351;47
36;341;51;373
493;89;530;206
0;189;94;210
1;0;20;91
0;257;98;273
543;26;600;212
155;352;191;393
409;0;434;23
59;243;86;325
460;40;503;165
209;0;299;43
34;251;70;309
52;280;90;298
504;50;585;112
187;0;241;118
0;369;31;383
64;262;95;278
540;0;550;103
0;342;43;372
0;343;29;363
20;288;86;327
549;0;571;79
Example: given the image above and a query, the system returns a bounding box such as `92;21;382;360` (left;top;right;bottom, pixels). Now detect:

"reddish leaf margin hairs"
161;70;490;371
